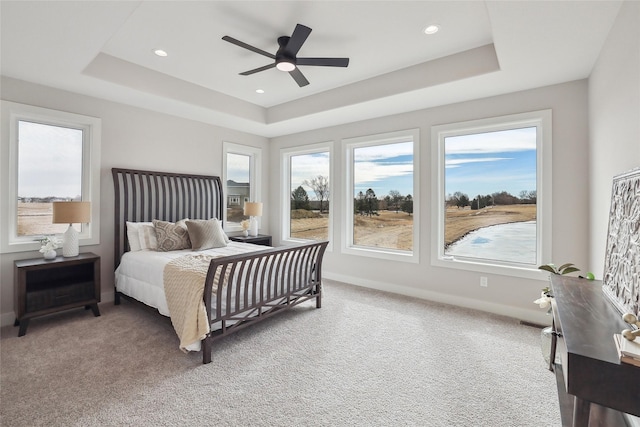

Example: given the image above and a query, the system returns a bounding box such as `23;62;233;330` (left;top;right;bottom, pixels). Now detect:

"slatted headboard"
112;168;223;268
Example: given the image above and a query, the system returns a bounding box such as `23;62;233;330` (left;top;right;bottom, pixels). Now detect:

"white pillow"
126;221;153;252
138;223;158;250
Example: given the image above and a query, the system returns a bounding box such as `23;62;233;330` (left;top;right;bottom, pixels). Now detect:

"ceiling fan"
222;24;349;87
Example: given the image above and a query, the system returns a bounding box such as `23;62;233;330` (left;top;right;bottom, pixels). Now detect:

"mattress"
114;241;268;318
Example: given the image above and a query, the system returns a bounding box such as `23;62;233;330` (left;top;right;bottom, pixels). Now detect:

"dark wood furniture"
229;234;272;246
550;275;640;427
14;253;101;336
112;168;328;364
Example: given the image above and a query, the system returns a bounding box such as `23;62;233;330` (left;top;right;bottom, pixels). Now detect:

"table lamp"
243;202;263;237
52;201;91;257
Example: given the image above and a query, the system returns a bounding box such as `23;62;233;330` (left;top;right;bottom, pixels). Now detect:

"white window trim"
430;110;552;280
1;101;101;254
280;141;334;251
222;142;262;232
343;129;420;263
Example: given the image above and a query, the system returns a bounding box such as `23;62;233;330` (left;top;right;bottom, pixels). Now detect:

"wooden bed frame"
112;168;328;364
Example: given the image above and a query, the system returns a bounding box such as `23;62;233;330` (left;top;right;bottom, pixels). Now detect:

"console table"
550;275;640;427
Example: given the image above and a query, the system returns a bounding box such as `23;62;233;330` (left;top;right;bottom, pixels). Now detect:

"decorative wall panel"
603;167;640;317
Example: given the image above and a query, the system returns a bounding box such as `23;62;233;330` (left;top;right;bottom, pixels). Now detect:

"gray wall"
588;0;640;275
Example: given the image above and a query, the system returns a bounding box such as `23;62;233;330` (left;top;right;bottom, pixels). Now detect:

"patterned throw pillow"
153;219;191;251
186;218;228;250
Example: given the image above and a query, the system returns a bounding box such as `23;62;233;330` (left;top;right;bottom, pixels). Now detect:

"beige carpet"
1;280;560;426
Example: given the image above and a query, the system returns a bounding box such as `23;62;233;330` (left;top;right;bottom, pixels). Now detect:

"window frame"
1;101;101;254
222;142;262;233
280;141;334;249
343;129;420;263
430;109;552;279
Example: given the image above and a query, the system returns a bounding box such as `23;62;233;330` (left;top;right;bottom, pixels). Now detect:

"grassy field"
17;203;68;236
290;204;536;250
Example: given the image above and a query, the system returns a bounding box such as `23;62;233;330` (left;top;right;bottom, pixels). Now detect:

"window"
223;142;261;231
431;110;552;278
1;101;101;253
281;142;332;244
343;129;419;262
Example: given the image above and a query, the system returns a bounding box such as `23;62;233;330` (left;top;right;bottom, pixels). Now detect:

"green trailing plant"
538;263;580;275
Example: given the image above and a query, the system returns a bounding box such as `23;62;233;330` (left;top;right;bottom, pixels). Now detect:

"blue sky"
230;127;535;202
354;141;414;198
445;127;537;199
290;152;330;200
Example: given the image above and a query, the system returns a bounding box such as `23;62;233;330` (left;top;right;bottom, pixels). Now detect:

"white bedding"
114;241;268;319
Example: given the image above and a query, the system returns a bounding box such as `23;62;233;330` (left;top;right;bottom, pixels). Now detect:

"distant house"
226;180;250;208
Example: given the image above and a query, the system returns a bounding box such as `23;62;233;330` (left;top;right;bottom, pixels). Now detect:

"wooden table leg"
17;318;29;337
89;303;100;317
573;397;591;427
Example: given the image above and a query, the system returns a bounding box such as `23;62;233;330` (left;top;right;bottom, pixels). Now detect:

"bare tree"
388;190;403;213
303;175;330;213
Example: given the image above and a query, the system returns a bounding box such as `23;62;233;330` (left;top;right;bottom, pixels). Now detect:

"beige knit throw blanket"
163;254;225;352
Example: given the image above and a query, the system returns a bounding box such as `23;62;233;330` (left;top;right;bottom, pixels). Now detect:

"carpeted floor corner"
0;280;560;426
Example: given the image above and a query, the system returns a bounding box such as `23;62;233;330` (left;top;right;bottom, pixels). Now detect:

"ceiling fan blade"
296;57;350;67
222;36;275;59
239;63;276;76
284;24;312;56
289;67;310;87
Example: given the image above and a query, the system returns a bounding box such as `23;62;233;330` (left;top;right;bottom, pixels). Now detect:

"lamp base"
249;217;259;237
62;224;79;257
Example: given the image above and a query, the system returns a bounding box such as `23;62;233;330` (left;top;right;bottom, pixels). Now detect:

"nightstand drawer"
26;281;94;312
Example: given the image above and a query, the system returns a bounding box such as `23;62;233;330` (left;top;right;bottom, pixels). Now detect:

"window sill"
431;255;547;280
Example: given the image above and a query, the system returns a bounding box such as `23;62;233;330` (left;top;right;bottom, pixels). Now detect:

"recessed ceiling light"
153;49;168;57
256;89;265;94
423;24;440;35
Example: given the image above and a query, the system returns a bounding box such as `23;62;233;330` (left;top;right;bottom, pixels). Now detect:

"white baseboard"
1;311;16;328
323;271;552;326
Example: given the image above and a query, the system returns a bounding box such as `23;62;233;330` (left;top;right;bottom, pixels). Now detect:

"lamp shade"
52;201;91;224
243;202;263;217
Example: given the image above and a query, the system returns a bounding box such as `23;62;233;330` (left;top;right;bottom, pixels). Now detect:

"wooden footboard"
201;240;328;364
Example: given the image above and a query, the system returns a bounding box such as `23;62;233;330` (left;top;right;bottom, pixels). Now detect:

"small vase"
43;249;57;260
242;230;249;237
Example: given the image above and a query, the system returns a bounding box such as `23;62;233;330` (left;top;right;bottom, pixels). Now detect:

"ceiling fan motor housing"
276;36;296;69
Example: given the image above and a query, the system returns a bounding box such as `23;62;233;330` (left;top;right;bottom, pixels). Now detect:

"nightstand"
229;234;272;246
14;253;101;336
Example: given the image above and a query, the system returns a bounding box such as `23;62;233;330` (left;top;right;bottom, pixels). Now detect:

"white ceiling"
0;1;622;138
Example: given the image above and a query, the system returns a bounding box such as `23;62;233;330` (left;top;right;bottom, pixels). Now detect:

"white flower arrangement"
38;236;61;253
534;286;553;313
240;220;250;231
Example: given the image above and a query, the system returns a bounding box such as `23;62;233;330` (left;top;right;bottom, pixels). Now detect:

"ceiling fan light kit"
222;23;349;87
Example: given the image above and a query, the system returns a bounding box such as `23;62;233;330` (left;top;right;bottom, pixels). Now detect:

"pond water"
445;221;537;264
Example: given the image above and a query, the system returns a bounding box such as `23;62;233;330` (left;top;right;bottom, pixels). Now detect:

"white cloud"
445;127;536;155
445;157;511;168
290;152;330;191
355;161;413;184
